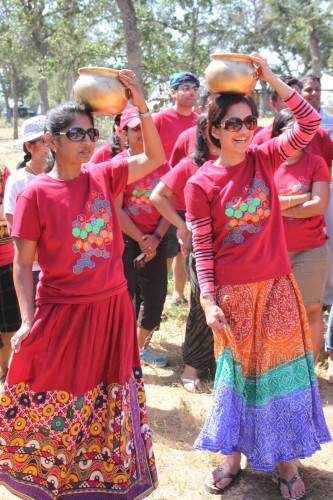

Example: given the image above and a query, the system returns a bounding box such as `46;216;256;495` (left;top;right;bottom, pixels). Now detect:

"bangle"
200;295;217;310
139;108;151;118
152;230;162;241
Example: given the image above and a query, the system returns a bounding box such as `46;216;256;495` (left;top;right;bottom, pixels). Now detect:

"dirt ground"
0;121;332;499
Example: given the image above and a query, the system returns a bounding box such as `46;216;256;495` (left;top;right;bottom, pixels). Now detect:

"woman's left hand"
249;52;275;83
140;234;159;260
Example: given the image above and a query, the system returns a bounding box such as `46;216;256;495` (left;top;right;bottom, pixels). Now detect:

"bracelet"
200;295;217;310
139;108;151;118
152;230;162;241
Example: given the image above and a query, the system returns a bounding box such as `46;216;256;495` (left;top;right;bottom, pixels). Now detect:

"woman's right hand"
11;324;31;353
204;303;229;333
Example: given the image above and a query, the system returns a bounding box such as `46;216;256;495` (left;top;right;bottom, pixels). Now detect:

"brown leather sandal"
276;474;305;500
205;467;241;495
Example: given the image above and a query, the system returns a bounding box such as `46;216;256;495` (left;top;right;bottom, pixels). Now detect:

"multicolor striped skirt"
194;274;331;471
0;291;157;499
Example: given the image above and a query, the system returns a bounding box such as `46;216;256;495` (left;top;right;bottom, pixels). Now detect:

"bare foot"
277;462;305;499
206;453;241;492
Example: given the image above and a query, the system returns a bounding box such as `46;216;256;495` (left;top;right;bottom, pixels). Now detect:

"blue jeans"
326;306;333;353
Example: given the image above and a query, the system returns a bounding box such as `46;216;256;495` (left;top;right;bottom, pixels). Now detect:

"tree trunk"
38;77;49;114
309;28;321;76
115;0;143;86
10;65;19;139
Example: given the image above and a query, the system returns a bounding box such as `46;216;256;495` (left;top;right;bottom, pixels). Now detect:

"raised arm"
118;71;165;184
250;53;322;161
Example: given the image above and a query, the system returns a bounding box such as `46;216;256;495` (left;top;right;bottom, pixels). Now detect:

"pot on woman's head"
73;67;131;116
205;53;259;95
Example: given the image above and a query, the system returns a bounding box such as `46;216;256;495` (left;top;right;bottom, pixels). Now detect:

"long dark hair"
271;108;294;138
208;94;258;148
191;112;210;167
109;113;124;157
44;101;94;172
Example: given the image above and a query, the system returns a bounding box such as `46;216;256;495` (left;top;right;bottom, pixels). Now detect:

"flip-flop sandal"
180;377;203;393
274;474;305;500
205;467;241;495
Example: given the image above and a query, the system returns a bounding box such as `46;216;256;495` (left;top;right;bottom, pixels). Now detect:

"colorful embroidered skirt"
194;274;331;471
0;291;157;499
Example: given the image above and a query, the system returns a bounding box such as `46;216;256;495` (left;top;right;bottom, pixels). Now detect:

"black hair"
16;143;32;170
199;88;212;108
268;75;301;102
271;108;294;138
191;112;210;167
208;93;258;149
300;73;321;88
109;115;124;157
44;101;94;172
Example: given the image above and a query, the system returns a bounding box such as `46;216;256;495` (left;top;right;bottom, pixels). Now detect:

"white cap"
14;115;47;151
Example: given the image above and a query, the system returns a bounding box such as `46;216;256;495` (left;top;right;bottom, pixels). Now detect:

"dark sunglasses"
55;127;99;142
217;115;257;132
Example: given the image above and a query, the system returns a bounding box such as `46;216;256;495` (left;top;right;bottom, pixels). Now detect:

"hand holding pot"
118;70;147;112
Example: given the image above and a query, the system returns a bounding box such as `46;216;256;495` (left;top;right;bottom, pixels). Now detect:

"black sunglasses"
55;127;99;142
217;115;257;132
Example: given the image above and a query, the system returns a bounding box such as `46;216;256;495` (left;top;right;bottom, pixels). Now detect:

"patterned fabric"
0;370;157;499
194;275;331;471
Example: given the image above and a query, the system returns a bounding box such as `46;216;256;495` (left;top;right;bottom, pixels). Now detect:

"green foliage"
0;0;332;109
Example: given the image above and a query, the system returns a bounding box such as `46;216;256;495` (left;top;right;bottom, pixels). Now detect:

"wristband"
152;230;162;241
139;109;151;118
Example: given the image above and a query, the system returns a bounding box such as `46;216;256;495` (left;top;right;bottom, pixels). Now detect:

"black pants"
123;236;167;331
183;252;216;375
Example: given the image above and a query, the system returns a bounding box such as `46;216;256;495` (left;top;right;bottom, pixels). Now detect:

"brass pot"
205;53;259;95
73;67;131;116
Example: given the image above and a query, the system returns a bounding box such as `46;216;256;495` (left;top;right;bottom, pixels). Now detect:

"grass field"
0;119;332;499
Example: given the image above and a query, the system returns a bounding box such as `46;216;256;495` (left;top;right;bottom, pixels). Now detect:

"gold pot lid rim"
209;53;252;63
78;67;119;76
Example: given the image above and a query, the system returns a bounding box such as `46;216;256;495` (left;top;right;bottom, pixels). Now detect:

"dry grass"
0;123;332;499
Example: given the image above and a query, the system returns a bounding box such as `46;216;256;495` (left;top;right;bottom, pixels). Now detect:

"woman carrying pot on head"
184;53;331;500
272;108;331;365
114;106;170;368
4;115;48;304
151;113;220;392
0;70;165;499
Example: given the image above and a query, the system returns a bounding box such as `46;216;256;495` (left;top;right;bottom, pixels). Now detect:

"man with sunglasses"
153;72;200;305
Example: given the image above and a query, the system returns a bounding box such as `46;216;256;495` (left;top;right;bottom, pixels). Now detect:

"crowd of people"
0;53;332;499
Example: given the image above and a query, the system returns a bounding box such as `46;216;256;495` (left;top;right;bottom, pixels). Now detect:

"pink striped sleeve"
185;182;215;296
278;91;322;161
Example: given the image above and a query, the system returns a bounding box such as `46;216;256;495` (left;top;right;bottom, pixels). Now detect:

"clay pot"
205;53;259;95
73;67;131;116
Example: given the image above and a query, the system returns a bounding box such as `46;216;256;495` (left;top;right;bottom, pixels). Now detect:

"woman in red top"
184;53;330;500
273;108;331;363
0;71;165;499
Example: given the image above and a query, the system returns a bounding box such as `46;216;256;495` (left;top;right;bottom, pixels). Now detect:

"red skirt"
0;290;157;499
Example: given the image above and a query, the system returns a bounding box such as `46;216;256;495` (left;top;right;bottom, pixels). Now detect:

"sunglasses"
55;127;99;142
217;115;257;132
